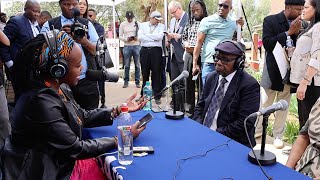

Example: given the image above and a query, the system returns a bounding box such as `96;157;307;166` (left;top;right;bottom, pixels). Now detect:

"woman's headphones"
42;30;68;78
218;40;246;70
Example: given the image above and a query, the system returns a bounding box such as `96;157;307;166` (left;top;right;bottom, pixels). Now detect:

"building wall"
271;0;285;14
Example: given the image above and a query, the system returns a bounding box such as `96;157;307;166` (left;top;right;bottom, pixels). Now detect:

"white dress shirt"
28;20;39;37
138;21;165;47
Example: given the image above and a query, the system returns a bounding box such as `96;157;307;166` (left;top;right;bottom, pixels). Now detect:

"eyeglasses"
88;15;93;17
218;3;229;9
214;55;237;64
171;8;179;15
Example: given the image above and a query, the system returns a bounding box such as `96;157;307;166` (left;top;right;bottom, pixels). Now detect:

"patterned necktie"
204;78;228;128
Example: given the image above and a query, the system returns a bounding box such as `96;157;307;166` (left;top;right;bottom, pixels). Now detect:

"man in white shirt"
138;11;165;104
119;11;141;88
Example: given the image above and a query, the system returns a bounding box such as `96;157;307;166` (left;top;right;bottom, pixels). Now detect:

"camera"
71;7;88;39
71;23;87;39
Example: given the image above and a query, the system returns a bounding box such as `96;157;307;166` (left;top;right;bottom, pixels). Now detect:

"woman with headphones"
1;30;146;179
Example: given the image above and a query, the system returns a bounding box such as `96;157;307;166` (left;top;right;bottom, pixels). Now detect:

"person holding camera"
119;11;141;88
41;0;100;110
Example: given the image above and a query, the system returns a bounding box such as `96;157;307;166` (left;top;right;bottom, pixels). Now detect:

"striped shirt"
295;97;320;178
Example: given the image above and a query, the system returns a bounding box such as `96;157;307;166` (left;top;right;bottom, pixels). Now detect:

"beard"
194;16;204;21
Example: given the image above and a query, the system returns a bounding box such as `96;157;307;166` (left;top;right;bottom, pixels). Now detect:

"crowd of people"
0;0;319;179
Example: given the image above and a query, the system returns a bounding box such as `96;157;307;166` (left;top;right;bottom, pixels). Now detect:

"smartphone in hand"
138;113;154;128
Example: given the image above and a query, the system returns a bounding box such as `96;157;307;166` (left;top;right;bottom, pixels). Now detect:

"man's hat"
125;11;134;18
150;11;163;20
215;40;245;56
285;0;305;5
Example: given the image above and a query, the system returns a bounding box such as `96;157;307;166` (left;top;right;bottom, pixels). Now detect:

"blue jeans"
201;62;215;87
123;45;141;84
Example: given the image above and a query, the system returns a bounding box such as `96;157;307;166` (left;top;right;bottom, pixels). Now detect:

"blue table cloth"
83;111;310;180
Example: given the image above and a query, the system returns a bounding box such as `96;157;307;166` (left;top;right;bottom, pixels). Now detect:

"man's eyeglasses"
214;55;237;64
218;3;229;9
171;8;179;15
88;15;93;18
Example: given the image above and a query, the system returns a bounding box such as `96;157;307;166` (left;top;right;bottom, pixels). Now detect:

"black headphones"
42;30;68;78
216;40;246;70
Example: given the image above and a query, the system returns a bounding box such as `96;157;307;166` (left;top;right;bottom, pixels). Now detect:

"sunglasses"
218;3;229;9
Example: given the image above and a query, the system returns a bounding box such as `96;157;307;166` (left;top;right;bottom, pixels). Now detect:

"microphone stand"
165;84;184;120
248;113;276;165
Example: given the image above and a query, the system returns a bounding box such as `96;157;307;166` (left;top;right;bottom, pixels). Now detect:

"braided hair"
187;0;208;26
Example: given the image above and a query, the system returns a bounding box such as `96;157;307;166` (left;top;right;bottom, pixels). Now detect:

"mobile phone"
133;146;155;154
192;73;199;81
138;113;154;128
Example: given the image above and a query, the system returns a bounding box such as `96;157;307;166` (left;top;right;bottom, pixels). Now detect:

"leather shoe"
136;84;141;88
122;83;128;88
155;99;161;105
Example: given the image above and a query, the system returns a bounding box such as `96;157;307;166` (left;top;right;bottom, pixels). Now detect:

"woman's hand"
125;92;147;112
131;121;146;139
192;64;200;76
296;80;308;100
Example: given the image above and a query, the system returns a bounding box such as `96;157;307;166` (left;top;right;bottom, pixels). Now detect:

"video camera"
71;8;88;39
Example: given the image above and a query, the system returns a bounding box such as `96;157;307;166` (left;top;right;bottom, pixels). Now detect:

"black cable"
173;139;232;180
244;116;273;180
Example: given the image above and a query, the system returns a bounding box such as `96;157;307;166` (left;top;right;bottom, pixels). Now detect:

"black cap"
125;11;134;18
215;41;245;56
285;0;305;5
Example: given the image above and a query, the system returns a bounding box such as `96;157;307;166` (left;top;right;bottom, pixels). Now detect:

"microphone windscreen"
72;7;80;17
105;72;119;82
86;70;104;81
182;70;189;78
279;99;288;111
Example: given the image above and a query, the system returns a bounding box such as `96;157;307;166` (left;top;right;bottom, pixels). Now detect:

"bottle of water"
286;36;293;48
117;103;133;165
286;36;294;58
143;81;152;111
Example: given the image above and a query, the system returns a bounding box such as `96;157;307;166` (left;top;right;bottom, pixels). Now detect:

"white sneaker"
273;138;284;149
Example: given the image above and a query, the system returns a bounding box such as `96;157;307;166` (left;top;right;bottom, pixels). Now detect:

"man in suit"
167;0;188;111
0;0;40;69
258;0;305;149
192;41;260;147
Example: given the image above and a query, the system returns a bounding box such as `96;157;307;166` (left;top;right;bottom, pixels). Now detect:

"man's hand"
192;64;200;76
73;33;89;46
62;24;72;34
236;17;244;27
287;16;301;36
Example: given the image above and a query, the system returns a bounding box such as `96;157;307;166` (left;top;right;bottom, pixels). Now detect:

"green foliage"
283;121;299;144
245;67;262;83
266;120;299;145
289;94;298;118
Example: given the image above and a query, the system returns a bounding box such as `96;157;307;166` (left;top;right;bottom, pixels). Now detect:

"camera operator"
41;0;100;110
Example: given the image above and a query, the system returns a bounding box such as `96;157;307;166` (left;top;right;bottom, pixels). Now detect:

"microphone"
169;70;189;86
86;68;119;82
72;7;80;18
249;99;288;118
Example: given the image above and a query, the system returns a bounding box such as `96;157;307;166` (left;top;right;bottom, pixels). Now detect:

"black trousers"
183;52;196;115
297;84;320;129
140;47;162;100
171;53;185;111
71;78;99;110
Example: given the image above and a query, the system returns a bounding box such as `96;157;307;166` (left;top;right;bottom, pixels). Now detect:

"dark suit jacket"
169;12;188;62
0;14;36;63
193;70;260;147
262;11;307;91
